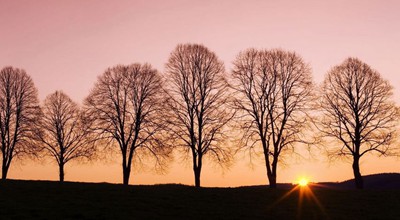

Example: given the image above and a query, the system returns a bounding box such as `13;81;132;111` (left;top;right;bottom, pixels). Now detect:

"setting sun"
298;178;309;187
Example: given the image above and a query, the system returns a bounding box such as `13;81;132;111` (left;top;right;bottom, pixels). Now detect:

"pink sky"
1;0;400;186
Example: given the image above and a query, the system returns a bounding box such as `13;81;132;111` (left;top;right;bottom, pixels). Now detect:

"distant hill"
242;173;400;189
219;173;400;190
313;173;400;189
336;173;400;189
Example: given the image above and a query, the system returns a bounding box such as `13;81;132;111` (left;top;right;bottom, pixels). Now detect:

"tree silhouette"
84;63;169;185
319;57;398;189
165;44;234;187
36;91;95;182
231;49;313;188
0;66;41;180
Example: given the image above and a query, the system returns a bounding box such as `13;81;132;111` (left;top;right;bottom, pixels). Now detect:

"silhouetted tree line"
0;44;398;189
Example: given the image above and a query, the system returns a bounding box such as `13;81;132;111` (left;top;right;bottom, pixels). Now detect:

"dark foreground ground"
0;179;400;220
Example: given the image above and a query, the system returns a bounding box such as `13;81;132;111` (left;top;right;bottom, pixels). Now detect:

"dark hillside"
0;179;399;219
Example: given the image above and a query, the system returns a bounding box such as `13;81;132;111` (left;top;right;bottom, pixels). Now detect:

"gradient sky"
1;0;400;186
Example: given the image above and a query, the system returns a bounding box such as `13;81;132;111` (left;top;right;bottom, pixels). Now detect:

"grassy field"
0;180;399;219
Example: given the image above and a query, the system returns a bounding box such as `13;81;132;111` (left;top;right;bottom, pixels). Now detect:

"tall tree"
37;91;95;182
0;66;41;180
165;43;234;188
231;49;313;188
84;63;169;185
319;57;398;189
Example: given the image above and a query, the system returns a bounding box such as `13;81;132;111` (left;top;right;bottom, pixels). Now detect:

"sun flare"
297;178;309;187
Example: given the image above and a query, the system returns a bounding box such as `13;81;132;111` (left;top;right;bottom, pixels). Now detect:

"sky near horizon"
1;0;400;186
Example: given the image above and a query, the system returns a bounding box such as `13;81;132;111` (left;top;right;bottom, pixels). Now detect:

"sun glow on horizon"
270;175;327;218
296;177;310;187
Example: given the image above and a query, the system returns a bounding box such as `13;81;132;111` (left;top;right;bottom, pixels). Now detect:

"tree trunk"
2;161;9;180
268;173;277;188
123;166;130;185
263;146;276;188
121;150;131;185
59;162;64;182
352;155;363;189
268;158;278;188
194;167;201;188
192;151;202;188
194;155;202;188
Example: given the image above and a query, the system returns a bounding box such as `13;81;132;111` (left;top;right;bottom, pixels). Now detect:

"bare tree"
319;57;398;189
165;43;234;188
231;49;313;188
84;63;169;185
37;91;95;182
0;66;41;180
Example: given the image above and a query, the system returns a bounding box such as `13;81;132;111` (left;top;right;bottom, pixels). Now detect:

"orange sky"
1;0;400;186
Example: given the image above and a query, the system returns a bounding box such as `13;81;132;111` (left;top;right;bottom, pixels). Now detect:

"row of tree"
0;44;397;189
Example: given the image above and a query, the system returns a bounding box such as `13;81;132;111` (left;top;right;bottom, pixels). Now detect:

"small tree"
0;66;41;180
84;63;169;185
231;49;313;188
37;91;95;182
165;43;234;188
319;57;398;189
